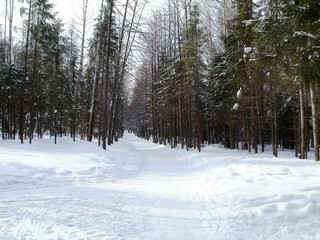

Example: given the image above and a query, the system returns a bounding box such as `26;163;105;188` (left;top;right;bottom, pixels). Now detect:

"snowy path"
1;133;320;239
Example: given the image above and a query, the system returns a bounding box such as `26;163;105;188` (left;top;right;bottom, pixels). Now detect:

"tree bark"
88;0;104;143
299;81;306;159
103;0;114;148
310;82;319;161
20;0;32;144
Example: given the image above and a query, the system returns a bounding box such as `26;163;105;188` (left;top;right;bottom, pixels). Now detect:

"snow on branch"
237;87;242;98
243;47;253;54
294;31;319;41
233;103;240;111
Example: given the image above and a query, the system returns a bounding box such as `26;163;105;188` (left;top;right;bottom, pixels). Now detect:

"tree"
64;24;80;142
180;4;204;151
292;0;320;161
72;0;92;140
130;1;207;151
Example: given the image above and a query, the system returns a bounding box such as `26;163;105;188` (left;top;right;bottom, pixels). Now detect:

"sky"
0;0;158;38
0;0;93;35
1;0;174;63
54;0;101;27
54;0;160;27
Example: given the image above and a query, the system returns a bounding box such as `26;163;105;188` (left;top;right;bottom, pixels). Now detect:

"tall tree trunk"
272;70;278;157
273;103;278;157
103;0;115;149
299;81;306;159
8;0;14;63
87;55;100;142
76;0;89;140
88;0;104;143
4;0;8;59
79;0;89;82
20;0;32;144
310;82;319;161
259;93;265;152
29;24;39;144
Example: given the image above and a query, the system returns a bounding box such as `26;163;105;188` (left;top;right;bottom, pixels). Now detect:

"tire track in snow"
0;134;243;239
1;191;128;239
107;139;225;239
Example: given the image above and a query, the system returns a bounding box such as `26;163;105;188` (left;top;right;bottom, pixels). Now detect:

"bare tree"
107;0;148;145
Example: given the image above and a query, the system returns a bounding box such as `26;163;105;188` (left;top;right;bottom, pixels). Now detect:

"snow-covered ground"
1;132;320;240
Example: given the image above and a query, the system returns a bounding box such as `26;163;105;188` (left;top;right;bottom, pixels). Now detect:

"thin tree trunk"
20;0;32;144
259;93;265;152
79;0;89;82
104;0;115;148
299;81;306;159
4;0;8;60
29;24;39;144
310;82;319;161
272;71;278;157
273;104;278;157
88;0;104;142
87;58;100;142
8;0;14;63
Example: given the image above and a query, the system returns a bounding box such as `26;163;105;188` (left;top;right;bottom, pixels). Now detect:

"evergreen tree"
0;62;24;139
205;53;233;146
181;4;205;151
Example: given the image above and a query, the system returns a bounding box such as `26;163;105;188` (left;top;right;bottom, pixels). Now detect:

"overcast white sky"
0;0;95;31
0;0;163;56
0;0;159;35
54;0;160;26
54;0;100;25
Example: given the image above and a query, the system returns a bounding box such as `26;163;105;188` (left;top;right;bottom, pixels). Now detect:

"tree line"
127;0;320;160
1;0;319;161
0;0;146;149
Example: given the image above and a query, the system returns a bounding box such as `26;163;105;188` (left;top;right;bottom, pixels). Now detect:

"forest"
0;0;319;160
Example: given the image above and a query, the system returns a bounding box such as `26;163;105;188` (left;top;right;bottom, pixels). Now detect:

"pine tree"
289;0;320;160
205;53;233;146
64;25;80;142
181;4;205;151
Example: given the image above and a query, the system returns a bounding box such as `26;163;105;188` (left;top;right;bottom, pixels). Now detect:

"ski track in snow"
1;133;320;240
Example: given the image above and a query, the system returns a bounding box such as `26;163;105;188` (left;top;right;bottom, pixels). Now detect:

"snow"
294;31;318;41
243;47;253;54
233;102;240;110
1;133;320;239
237;87;242;98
